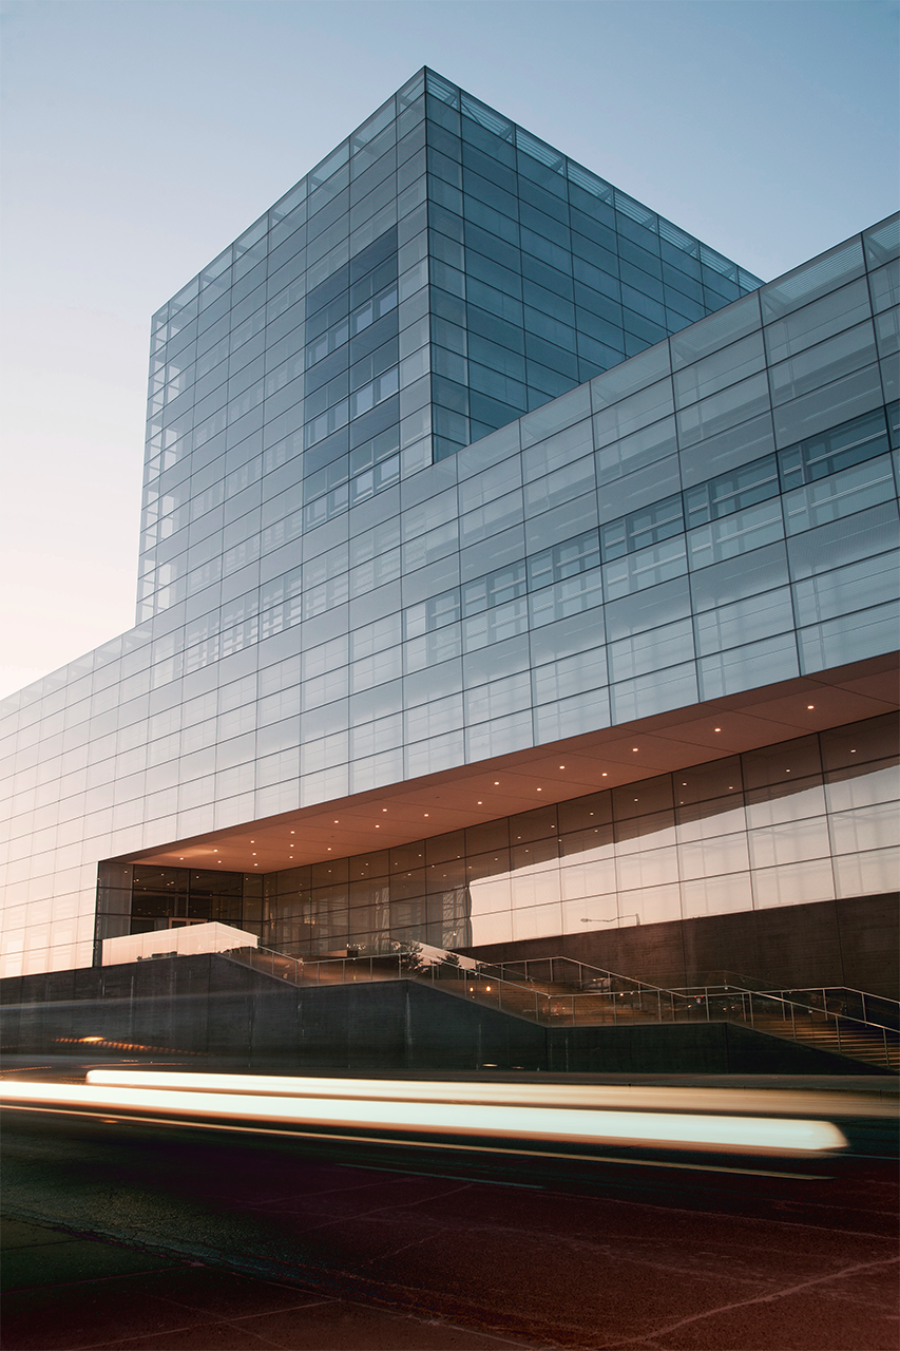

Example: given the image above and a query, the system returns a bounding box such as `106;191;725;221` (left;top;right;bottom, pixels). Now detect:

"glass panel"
761;237;865;321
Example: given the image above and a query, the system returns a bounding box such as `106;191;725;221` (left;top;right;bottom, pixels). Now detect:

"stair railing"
218;944;898;1069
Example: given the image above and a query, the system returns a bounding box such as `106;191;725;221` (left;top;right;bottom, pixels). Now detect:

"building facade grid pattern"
0;68;896;977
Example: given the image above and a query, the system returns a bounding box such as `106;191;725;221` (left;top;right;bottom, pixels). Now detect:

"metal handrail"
218;944;899;1069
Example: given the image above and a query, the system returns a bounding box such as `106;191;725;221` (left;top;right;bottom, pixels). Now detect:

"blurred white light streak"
0;1080;847;1153
84;1071;893;1120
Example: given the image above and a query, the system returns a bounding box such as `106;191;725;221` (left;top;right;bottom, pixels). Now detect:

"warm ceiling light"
632;747;638;752
602;772;607;777
375;825;379;829
477;800;482;805
327;847;332;851
424;813;429;817
290;830;295;834
714;727;721;732
807;704;815;709
382;808;387;812
494;781;499;785
250;839;255;843
333;819;339;823
559;765;565;769
536;787;542;792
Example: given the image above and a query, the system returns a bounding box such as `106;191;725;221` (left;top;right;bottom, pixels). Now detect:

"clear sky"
1;0;897;701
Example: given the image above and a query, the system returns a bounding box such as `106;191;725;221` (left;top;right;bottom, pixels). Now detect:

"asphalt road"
2;1069;898;1351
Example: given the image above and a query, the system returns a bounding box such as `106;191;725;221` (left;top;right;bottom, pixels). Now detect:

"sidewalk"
1;1215;538;1351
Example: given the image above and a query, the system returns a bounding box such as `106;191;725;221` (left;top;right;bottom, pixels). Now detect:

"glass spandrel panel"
593;378;674;446
689;539;788;608
519;384;590;446
694;586;793;656
675;372;770;448
698;632;798;701
798;601;899;673
678;413;776;490
772;364;884;450
608;618;694;682
876;308;900;361
782;453;895;534
768;322;878;406
863;214;900;269
765;278;872;364
869;258;899;337
602;572;686;640
777;406;889;489
610;662;697;722
762;237;866;321
673;331;766;409
792;551;899;626
590;342;671;409
595;415;677;484
686;505;783;572
684;455;779;528
602;537;687;599
669;291;761;368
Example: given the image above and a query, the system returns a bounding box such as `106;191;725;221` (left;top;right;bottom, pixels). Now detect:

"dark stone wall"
460;895;900;1000
0;953;889;1075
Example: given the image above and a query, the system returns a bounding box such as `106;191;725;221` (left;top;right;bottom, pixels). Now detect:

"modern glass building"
1;70;897;995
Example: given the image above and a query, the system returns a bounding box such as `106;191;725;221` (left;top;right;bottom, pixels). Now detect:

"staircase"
220;943;899;1073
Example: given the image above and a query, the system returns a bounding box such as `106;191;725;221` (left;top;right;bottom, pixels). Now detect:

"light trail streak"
83;1070;896;1119
0;1079;848;1153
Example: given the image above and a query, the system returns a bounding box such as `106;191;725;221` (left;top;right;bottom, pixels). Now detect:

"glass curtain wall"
99;714;898;959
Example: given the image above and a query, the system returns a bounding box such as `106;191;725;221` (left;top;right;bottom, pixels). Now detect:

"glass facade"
98;712;898;956
0;69;897;979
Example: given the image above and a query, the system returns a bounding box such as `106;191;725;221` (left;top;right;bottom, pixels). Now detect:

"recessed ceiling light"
807;704;815;710
714;727;721;733
494;781;499;785
602;772;607;777
424;813;429;817
477;800;482;805
632;747;638;752
559;765;565;769
536;787;542;792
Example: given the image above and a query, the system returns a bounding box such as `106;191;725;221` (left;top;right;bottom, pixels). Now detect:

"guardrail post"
790;1000;796;1039
884;1027;890;1068
835;1015;841;1054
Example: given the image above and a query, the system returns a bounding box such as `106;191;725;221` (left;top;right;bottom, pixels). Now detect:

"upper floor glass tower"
139;68;761;628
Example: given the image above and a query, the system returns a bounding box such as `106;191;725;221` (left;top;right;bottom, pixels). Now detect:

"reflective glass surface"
0;62;896;978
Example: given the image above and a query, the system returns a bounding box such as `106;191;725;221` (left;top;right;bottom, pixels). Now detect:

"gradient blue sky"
1;0;897;698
